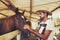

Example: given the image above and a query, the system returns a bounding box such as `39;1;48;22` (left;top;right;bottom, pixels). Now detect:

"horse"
0;8;34;40
0;8;29;40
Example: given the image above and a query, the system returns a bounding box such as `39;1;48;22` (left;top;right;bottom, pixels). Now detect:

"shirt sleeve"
46;20;54;31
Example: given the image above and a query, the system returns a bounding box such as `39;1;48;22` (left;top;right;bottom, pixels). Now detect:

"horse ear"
22;10;25;15
15;8;21;14
22;10;27;20
15;8;19;14
16;8;19;12
15;8;25;15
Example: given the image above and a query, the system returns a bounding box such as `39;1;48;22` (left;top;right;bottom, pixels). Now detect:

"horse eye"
21;16;24;19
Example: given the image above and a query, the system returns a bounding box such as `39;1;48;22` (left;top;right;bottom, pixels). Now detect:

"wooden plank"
0;30;19;40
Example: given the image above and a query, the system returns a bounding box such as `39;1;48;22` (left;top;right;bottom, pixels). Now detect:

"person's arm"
24;25;52;40
34;27;40;32
29;28;52;40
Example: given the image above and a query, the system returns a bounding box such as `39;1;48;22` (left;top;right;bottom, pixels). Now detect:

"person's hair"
36;10;51;16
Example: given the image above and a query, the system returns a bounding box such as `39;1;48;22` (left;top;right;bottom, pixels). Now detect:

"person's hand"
24;24;30;30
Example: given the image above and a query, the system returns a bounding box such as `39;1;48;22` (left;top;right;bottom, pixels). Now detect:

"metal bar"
0;8;9;11
0;0;9;7
4;0;16;11
20;1;60;8
25;16;39;20
30;0;33;20
51;6;60;12
0;13;8;17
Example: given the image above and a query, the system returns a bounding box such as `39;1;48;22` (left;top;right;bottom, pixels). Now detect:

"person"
24;10;54;40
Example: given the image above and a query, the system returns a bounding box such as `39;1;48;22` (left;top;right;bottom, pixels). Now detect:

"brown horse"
0;8;32;40
0;10;26;35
